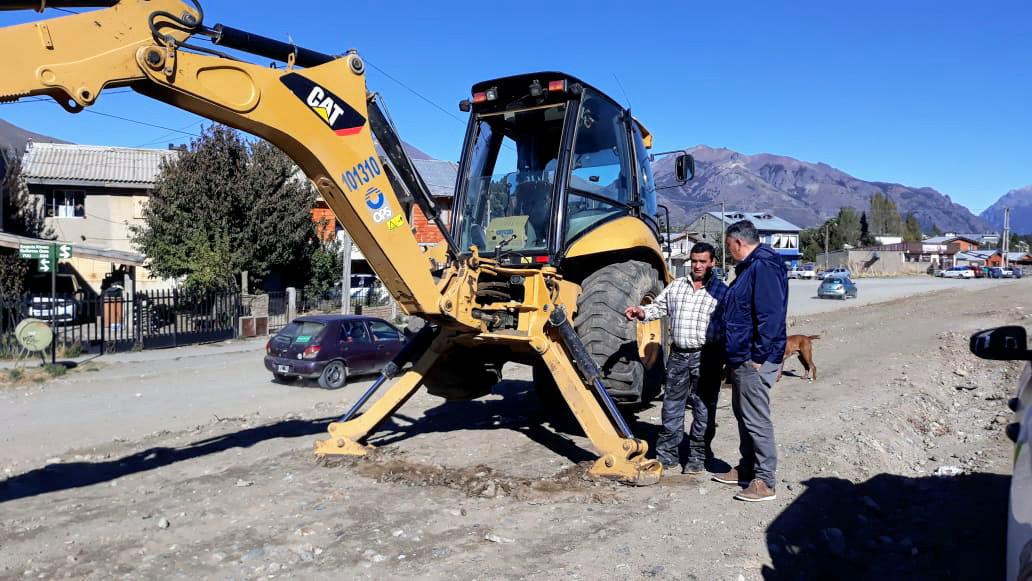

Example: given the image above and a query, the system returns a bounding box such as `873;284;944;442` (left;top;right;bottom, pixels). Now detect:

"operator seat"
513;180;551;247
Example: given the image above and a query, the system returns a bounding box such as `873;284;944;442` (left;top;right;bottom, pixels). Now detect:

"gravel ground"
0;279;1028;580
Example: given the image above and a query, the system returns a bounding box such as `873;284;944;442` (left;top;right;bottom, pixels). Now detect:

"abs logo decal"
365;187;385;210
281;73;365;136
365;186;393;224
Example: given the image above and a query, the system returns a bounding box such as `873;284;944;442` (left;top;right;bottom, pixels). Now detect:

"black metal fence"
0;288;241;357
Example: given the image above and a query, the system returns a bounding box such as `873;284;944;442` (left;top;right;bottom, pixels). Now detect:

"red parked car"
966;265;985;278
264;314;406;388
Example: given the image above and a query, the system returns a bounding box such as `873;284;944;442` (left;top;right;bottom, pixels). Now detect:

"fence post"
286;287;297;322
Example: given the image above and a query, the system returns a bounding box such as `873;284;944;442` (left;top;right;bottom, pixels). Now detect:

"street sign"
57;244;72;260
18;243;50;259
37;256;52;273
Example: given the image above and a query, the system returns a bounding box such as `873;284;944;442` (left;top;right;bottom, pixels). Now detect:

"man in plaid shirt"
625;242;728;473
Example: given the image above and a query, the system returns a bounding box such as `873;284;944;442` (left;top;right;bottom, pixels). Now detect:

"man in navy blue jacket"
712;220;788;502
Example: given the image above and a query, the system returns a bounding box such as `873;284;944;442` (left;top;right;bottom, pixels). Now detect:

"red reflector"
472;92;487;104
534;255;550;263
547;80;566;92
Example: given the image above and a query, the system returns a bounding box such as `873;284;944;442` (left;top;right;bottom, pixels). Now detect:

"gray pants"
656;348;721;467
731;361;779;488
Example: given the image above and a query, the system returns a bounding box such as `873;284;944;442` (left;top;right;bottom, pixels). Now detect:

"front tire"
535;259;665;405
318;361;348;389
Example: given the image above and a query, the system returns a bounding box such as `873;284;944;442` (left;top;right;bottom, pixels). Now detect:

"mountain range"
0;118;68;153
980;185;1032;235
652;145;992;232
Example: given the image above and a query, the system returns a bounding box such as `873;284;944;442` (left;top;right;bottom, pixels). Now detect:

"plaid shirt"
641;275;728;350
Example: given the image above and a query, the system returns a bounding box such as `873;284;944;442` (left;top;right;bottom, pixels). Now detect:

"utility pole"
824;222;830;272
1002;207;1011;268
720;201;727;274
340;231;353;315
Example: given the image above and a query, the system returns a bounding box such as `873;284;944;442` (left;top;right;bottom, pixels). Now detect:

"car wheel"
273;373;297;384
318;361;348;389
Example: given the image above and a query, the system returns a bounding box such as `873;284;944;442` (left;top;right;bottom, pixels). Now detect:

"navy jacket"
723;244;788;366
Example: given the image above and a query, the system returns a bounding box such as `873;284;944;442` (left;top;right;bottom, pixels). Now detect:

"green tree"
869;192;903;236
859;211;875;246
132;125;318;292
305;239;342;300
902;213;922;242
930;223;943;236
1;147;50;239
0;147;50;300
835;207;861;248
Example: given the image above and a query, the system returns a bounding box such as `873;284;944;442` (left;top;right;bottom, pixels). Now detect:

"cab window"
631;125;657;219
564;89;633;242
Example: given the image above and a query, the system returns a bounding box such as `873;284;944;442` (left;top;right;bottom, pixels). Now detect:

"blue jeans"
655;347;722;467
730;361;779;488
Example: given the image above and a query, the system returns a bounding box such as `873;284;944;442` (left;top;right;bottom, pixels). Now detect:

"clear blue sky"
1;0;1028;213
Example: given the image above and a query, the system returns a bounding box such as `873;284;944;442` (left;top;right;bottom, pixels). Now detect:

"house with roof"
686;211;803;267
920;234;981;254
954;250;1032;268
20;141;179;291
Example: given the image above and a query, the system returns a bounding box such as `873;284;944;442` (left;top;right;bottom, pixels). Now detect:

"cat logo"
280;73;365;136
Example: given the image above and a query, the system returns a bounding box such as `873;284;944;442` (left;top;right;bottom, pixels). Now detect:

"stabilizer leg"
314;328;442;456
541;307;662;486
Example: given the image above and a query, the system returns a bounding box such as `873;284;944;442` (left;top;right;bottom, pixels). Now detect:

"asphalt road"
787;276;1021;316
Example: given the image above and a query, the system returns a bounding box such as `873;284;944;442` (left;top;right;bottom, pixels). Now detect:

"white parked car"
789;263;818;280
969;327;1032;580
941;266;975;279
821;267;851;280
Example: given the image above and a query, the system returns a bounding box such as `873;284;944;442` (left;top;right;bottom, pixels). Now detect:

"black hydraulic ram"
209;24;335;68
548;306;636;439
337;323;437;423
0;1;118;10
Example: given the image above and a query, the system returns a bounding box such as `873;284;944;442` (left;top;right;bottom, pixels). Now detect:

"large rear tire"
534;259;665;405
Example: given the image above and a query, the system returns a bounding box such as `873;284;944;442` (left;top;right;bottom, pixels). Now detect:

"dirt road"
1;280;1028;579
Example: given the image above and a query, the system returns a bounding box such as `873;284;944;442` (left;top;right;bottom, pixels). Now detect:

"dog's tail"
807;335;821;340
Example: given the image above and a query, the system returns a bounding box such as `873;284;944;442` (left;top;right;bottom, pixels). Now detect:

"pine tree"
835;207;861;248
902;213;922;242
869;192;903;236
860;212;875;246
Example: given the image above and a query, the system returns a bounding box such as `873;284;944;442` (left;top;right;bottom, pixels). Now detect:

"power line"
364;58;466;126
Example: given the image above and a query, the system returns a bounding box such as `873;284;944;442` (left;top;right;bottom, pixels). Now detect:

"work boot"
711;467;750;486
734;479;777;502
682;459;706;475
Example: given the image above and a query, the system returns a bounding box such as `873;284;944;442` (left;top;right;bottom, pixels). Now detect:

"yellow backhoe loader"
0;0;695;485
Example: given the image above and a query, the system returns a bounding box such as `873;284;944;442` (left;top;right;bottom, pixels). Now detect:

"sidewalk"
0;336;268;370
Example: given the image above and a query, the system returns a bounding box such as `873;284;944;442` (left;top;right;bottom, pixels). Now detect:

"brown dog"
778;335;820;382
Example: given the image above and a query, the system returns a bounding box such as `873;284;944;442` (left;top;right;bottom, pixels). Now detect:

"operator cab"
453;72;690;266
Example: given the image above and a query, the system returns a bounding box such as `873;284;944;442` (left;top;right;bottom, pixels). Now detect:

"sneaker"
734;479;777;502
682;461;706;475
711;467;749;486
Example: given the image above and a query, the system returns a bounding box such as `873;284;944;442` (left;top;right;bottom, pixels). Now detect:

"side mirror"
675;154;695;182
970;326;1032;361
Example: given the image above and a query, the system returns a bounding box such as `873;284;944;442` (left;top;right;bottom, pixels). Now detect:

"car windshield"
277;320;326;343
455;103;567;255
825;278;844;285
